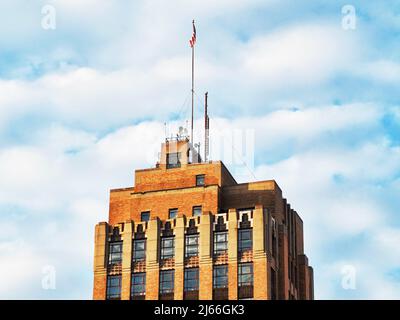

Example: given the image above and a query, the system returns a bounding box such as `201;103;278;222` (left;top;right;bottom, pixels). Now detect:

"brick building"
93;137;314;300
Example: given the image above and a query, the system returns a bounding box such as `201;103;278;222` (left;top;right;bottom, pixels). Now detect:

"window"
213;231;228;255
141;211;150;222
166;152;181;169
271;217;276;232
272;233;277;258
213;265;228;288
159;270;174;294
106;275;121;300
131;273;146;299
238;229;253;252
133;239;146;262
108;241;122;265
185;234;199;258
238;263;253;299
196;174;205;186
272;217;277;258
192;206;202;217
184;268;199;292
168;208;178;219
238;263;253;287
160;237;175;259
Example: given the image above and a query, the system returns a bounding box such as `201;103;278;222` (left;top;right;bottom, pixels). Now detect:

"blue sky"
0;0;399;299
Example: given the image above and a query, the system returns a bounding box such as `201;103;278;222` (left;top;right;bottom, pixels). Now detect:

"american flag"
189;20;196;48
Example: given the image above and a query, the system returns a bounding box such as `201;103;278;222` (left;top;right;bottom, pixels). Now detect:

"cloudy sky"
0;0;399;299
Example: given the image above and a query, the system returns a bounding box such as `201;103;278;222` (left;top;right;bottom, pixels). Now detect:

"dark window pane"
108;242;122;264
141;211;150;222
163;238;173;247
133;239;146;262
213;265;228;289
186;235;198;245
161;237;175;259
216;234;225;242
186;246;197;254
131;273;146;297
213;231;228;255
135;241;145;250
169;208;178;219
192;206;202;217
239;229;253;252
185;234;199;258
164;248;173;255
184;268;199;291
167;153;181;169
238;263;253;287
160;270;175;294
196;175;205;186
107;275;121;300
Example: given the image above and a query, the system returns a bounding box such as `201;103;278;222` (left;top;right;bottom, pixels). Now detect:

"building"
93;137;314;300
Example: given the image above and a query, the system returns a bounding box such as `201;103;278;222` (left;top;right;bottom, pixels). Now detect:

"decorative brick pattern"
159;258;175;270
132;261;146;273
213;252;228;265
184;256;199;268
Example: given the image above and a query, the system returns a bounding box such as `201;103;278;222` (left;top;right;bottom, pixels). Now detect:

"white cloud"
0;100;399;298
0;19;365;132
0;239;45;299
371;228;400;266
211;103;382;151
1;0;399;300
355;60;400;84
241;24;359;87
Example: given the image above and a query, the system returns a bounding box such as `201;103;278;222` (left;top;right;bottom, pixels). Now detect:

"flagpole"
191;20;195;146
204;91;208;162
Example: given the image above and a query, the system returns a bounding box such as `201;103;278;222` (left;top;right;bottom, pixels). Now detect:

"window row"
213;229;253;256
140;205;203;222
106;263;254;300
107;236;196;265
108;229;253;265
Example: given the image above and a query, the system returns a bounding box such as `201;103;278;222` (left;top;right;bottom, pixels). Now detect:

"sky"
0;0;399;299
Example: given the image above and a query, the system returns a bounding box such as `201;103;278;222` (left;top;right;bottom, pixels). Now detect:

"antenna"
204;92;210;162
190;19;196;146
194;142;201;163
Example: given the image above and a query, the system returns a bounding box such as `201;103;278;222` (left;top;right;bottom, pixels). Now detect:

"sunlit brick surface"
93;139;314;300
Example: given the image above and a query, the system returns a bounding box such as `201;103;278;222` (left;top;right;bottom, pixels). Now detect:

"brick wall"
93;140;314;300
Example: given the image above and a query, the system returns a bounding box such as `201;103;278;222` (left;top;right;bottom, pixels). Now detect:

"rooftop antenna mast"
189;19;197;146
204;92;209;162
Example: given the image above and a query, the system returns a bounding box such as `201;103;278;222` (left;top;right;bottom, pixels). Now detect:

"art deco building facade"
93;138;314;300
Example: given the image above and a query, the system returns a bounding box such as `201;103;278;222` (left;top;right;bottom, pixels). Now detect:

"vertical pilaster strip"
308;266;314;300
228;209;238;300
93;222;108;300
174;216;185;300
199;213;212;300
298;254;309;300
146;218;160;300
121;221;133;300
278;224;289;299
253;205;269;300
